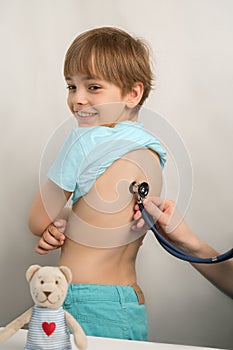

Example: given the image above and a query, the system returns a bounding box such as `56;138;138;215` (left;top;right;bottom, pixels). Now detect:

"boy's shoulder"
68;121;162;152
68;121;166;168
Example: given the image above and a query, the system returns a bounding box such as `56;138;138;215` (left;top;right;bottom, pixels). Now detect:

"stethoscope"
129;181;233;264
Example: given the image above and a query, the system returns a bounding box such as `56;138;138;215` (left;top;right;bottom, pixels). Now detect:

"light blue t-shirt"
48;121;166;204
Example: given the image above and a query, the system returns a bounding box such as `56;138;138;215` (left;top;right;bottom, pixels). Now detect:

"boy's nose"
72;89;88;106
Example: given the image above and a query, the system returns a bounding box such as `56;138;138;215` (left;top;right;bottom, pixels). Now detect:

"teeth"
77;111;96;117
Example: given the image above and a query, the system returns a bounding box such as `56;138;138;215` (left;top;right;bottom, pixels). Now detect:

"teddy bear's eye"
40;280;44;284
55;280;59;285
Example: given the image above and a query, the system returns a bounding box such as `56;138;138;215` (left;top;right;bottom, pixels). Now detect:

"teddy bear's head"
26;265;72;309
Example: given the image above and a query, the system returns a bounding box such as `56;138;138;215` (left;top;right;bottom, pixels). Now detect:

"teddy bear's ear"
26;265;41;282
59;266;72;284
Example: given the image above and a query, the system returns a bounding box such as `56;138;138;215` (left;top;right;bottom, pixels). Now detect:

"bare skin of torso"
59;149;162;285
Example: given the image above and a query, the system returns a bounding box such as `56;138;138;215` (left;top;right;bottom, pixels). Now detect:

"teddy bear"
0;265;87;350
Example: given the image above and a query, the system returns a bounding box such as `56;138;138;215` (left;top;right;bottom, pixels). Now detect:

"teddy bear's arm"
0;307;32;343
64;310;87;350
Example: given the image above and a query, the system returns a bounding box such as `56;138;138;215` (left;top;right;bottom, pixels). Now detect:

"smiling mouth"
76;111;98;118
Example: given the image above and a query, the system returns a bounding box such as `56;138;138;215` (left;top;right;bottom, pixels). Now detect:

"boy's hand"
35;219;67;255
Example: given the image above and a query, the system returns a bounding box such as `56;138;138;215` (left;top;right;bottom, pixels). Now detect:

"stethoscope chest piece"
129;181;233;264
129;181;149;203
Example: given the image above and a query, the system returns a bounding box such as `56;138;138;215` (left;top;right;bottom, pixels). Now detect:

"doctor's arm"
133;197;233;299
28;179;72;254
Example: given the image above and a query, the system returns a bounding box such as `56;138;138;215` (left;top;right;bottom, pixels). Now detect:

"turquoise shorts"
63;283;148;341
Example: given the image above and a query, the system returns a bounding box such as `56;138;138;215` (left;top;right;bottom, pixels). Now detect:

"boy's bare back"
59;148;162;284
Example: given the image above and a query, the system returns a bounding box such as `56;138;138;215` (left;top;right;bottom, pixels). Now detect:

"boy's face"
65;73;136;127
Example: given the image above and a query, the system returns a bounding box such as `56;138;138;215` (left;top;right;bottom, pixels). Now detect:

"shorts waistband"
131;283;145;305
65;283;145;305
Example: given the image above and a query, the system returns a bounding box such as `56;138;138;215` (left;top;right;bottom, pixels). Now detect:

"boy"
28;27;166;340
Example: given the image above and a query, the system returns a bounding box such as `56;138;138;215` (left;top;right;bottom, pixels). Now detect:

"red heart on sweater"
42;322;56;336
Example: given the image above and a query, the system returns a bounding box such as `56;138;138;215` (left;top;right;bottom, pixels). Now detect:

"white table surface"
0;329;227;350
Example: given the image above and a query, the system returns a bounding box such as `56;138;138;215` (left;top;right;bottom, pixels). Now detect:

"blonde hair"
64;27;154;105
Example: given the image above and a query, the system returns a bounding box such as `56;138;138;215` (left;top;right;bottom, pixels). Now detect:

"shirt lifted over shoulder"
48;121;166;205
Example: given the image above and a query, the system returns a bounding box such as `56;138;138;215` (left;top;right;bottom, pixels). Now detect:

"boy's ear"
126;82;144;108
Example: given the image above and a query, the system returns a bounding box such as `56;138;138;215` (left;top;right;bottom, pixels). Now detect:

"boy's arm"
28;179;72;237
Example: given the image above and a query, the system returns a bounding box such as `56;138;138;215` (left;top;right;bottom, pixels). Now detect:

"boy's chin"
75;115;98;127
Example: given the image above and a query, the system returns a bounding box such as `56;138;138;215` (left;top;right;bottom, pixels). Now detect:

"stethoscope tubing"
138;202;233;264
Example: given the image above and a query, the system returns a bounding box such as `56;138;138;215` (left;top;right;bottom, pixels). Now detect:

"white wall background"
0;0;233;349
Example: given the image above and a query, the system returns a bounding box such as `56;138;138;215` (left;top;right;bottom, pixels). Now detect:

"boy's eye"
88;85;101;91
66;85;76;91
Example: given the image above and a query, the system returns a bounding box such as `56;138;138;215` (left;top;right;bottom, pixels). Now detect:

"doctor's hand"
132;197;200;252
133;196;233;299
35;219;67;255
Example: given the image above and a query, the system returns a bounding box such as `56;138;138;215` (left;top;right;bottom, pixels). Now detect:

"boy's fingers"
53;219;66;227
53;219;67;233
48;224;65;241
35;245;49;255
43;232;64;247
39;238;59;250
35;236;64;255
